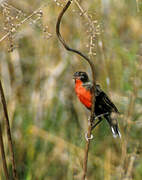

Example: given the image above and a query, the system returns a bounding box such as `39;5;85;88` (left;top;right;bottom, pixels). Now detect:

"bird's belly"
79;95;92;108
76;86;92;108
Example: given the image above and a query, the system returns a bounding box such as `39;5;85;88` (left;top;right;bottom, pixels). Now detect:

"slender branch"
0;5;44;43
56;0;96;84
56;1;96;179
0;123;9;180
82;125;91;179
0;80;18;180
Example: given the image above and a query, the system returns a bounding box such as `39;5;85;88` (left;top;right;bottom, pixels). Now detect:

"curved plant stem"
82;124;92;179
0;80;18;180
56;1;96;179
0;123;9;180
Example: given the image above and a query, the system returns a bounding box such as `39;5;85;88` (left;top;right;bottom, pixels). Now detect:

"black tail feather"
111;124;121;138
105;115;121;138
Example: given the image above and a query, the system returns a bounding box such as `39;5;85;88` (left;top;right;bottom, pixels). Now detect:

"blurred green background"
0;0;142;179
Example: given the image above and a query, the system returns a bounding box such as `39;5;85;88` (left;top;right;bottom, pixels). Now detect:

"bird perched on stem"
73;71;121;138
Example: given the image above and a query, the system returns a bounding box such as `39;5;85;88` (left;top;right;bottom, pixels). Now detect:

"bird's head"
73;71;89;82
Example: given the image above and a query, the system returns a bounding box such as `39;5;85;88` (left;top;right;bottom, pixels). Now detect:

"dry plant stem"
82;123;92;180
0;80;18;180
74;0;91;22
56;1;96;179
0;123;9;180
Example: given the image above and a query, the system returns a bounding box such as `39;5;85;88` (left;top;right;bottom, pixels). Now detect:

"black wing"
95;84;119;113
100;91;119;113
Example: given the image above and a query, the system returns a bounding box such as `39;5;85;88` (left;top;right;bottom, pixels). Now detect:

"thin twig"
0;5;44;43
123;145;138;180
0;80;18;180
56;1;96;179
0;123;9;180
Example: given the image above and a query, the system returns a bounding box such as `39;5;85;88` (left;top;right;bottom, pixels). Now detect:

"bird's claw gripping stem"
88;115;96;124
85;132;93;141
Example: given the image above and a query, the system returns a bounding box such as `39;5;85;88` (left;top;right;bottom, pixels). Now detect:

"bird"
73;71;121;138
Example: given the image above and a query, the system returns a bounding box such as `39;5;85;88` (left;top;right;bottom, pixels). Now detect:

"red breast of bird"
75;79;92;109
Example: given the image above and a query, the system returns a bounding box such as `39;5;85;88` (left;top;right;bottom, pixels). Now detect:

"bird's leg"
91;118;103;131
85;115;95;141
91;112;109;131
94;112;109;120
85;113;109;141
87;114;95;123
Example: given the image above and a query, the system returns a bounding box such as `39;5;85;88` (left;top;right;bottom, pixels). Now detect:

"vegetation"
0;0;142;179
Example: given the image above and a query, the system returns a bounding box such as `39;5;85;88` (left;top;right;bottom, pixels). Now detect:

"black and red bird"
73;71;121;138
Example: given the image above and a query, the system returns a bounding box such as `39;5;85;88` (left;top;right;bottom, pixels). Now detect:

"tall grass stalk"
0;80;18;179
0;123;9;179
